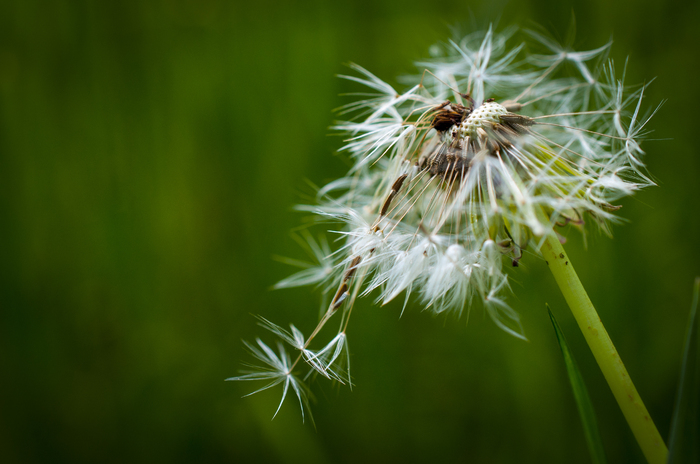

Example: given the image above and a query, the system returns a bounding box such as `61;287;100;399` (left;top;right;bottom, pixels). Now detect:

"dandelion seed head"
231;26;659;418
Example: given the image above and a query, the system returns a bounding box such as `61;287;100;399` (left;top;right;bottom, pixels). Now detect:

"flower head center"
459;101;508;138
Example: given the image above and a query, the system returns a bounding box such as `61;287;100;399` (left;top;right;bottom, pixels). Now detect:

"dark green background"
1;1;698;463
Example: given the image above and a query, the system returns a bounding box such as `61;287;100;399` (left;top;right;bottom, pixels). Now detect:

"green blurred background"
1;1;699;463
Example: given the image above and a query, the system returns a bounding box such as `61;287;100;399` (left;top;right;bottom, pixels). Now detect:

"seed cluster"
426;100;530;180
230;28;656;420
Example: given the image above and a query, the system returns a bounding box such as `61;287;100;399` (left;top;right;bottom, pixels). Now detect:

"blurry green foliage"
0;1;699;463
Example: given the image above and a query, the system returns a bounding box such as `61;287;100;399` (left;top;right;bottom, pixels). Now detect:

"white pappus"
229;26;658;420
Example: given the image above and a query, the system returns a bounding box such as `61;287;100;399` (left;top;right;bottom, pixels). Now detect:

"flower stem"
542;234;668;464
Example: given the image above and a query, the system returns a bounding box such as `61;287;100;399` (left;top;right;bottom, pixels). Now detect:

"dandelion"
230;26;666;463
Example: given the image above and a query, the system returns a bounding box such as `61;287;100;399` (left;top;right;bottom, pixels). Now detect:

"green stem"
542;234;668;464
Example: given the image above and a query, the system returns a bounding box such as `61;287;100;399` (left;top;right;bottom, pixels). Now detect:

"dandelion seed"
230;26;657;418
226;339;312;422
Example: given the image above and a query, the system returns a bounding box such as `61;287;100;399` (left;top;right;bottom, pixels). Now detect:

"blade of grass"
667;277;700;464
548;305;607;464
